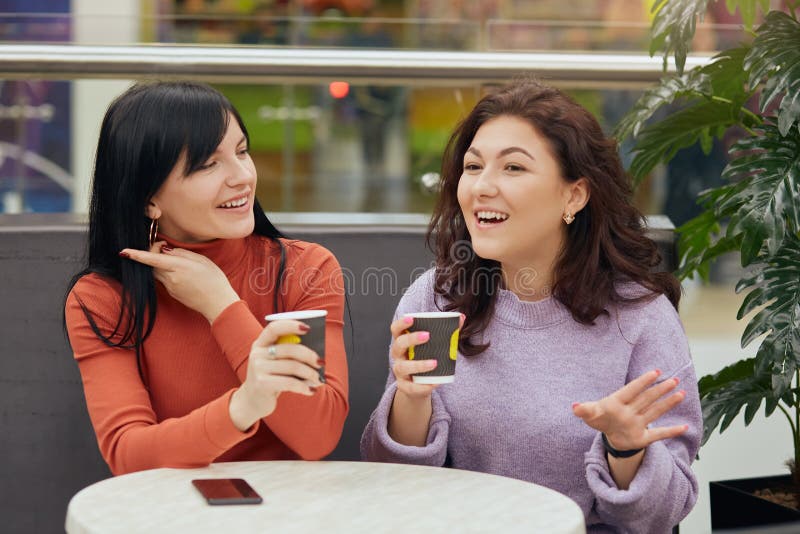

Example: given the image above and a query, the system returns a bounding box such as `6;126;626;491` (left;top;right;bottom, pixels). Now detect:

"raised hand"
120;242;239;323
572;369;689;452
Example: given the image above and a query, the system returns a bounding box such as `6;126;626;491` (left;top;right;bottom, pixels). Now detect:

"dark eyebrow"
466;146;534;160
499;147;535;160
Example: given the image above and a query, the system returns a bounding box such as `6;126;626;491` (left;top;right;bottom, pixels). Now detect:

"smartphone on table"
192;478;263;505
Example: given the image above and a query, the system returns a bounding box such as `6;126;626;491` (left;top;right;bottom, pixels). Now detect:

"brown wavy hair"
428;80;680;356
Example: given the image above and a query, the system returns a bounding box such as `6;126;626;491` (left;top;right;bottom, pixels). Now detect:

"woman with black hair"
65;81;348;475
361;81;701;533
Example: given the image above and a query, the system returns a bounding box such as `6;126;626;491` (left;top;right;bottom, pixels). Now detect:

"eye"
198;160;217;171
237;146;249;157
464;162;482;172
505;163;525;172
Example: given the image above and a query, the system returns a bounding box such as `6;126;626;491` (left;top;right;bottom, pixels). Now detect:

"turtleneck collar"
493;286;572;329
158;233;249;276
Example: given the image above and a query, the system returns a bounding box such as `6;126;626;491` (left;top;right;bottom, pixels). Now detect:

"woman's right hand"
389;316;438;400
229;319;323;431
386;314;464;446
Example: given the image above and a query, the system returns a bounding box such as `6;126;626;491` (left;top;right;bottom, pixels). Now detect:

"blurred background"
0;2;790;533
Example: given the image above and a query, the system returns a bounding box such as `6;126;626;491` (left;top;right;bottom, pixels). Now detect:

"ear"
145;200;161;221
565;177;590;216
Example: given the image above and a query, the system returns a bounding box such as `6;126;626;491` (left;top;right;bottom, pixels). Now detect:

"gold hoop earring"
563;212;575;225
148;218;159;248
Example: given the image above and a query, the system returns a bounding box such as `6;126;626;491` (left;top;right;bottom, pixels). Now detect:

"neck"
501;260;555;302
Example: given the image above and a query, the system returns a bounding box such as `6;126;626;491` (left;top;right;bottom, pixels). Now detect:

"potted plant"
615;0;800;529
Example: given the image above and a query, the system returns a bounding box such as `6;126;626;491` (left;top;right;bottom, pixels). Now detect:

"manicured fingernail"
572;402;580;409
683;424;689;431
673;377;680;385
161;245;173;252
118;251;129;258
317;358;324;367
417;331;430;342
298;324;310;333
459;313;466;320
678;390;686;398
427;360;437;368
654;369;662;376
403;316;413;325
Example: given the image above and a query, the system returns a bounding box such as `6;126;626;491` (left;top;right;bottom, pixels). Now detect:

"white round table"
66;461;586;533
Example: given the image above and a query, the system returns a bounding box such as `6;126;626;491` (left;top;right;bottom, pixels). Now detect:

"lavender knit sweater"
360;270;702;534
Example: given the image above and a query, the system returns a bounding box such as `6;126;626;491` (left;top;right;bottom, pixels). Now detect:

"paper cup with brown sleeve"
264;310;327;383
404;311;461;384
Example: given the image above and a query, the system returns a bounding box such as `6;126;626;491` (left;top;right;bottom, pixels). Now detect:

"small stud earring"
563;212;575;225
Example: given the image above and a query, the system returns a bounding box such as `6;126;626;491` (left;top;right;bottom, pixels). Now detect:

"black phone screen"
192;478;263;505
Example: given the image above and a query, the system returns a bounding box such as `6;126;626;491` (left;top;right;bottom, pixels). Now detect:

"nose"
471;168;498;197
226;156;255;187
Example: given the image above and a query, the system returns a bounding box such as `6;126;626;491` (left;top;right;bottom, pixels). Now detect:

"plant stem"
707;96;762;131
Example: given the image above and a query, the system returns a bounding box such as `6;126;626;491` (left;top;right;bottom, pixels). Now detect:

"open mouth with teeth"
475;210;509;226
218;196;249;209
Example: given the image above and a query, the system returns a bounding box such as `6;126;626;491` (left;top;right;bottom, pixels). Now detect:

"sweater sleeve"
584;295;702;533
66;276;258;475
360;270;451;465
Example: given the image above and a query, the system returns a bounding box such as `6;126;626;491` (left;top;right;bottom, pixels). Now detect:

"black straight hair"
64;81;286;380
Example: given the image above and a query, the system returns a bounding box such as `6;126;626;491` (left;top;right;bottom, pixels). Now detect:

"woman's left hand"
120;242;240;323
572;369;689;452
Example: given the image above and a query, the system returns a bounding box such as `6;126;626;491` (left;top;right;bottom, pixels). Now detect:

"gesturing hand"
572;369;689;452
230;319;323;431
120;242;239;323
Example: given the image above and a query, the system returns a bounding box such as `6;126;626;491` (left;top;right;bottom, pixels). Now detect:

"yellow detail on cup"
408;345;415;360
277;334;302;344
449;329;459;360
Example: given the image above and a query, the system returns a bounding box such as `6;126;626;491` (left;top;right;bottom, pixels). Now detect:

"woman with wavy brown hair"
361;80;701;533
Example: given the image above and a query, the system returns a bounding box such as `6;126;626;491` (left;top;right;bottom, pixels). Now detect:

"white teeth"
476;210;509;222
220;197;247;208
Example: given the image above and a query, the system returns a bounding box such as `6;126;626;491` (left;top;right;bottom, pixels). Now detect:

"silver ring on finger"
267;345;278;359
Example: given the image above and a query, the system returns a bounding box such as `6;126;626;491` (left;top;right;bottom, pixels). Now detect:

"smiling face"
147;115;256;243
457;115;587;275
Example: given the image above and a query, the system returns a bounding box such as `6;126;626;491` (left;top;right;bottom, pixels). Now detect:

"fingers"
392;358;437;379
389;316;414;338
571;400;601;421
615;369;661;404
252;343;320;370
253;357;321;386
390;330;430;360
261;375;315;397
645;423;689;443
119;246;177;270
253;319;310;349
642;389;687;423
631;376;680;413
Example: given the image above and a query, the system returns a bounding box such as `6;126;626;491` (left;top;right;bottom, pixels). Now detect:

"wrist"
204;290;240;324
229;387;262;432
602;433;644;459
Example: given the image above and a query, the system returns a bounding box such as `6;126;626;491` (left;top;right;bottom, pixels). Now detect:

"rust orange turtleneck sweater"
65;235;348;475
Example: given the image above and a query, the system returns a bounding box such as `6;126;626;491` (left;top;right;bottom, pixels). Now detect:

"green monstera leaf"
698;358;780;445
721;121;800;263
746;11;800;135
650;0;710;73
626;99;757;184
650;0;767;73
735;234;800;398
